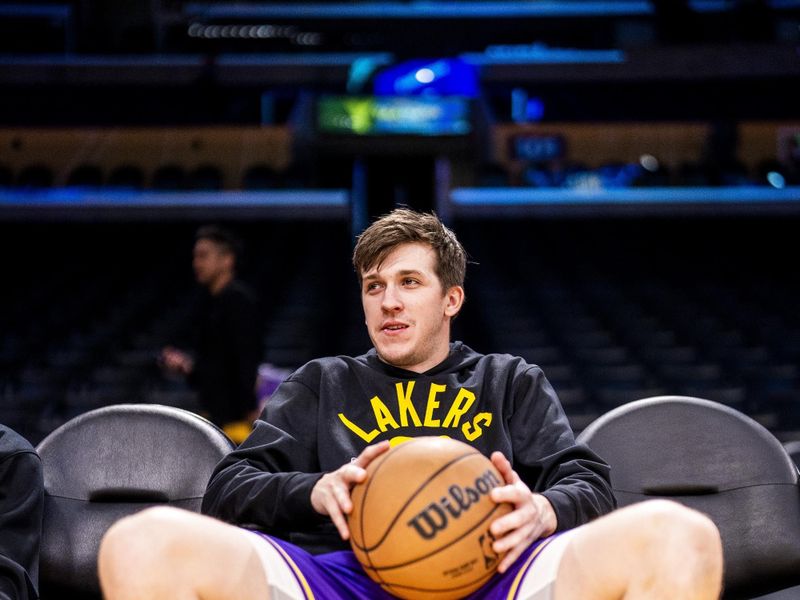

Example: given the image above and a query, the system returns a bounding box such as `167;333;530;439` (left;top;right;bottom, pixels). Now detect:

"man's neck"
208;272;233;295
379;341;452;374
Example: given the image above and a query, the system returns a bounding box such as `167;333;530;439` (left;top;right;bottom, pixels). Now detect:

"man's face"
361;242;464;373
192;239;232;288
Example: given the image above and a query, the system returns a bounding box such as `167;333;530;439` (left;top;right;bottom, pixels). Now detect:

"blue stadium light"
639;154;660;173
511;89;545;123
374;58;479;97
767;171;786;189
415;68;436;84
463;43;625;65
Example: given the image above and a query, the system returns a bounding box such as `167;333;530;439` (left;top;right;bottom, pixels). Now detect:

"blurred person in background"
0;424;43;600
161;225;263;443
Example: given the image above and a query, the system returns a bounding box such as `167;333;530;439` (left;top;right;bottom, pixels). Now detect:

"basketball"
348;437;513;599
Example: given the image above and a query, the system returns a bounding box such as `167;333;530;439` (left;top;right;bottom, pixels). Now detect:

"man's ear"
444;285;465;318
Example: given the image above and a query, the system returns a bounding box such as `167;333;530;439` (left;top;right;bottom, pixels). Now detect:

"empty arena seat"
577;396;800;598
35;404;234;598
66;164;104;187
0;163;13;186
16;164;54;188
784;440;800;468
242;163;281;189
151;164;188;190
190;164;224;190
107;164;145;188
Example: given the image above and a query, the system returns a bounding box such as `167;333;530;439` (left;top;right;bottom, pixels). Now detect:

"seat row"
33;398;800;599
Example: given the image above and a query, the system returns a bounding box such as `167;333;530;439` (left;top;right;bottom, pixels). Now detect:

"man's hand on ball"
311;440;391;541
488;452;558;573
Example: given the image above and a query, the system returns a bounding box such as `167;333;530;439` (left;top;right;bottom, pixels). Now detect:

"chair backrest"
577;395;800;599
783;440;800;469
36;404;234;597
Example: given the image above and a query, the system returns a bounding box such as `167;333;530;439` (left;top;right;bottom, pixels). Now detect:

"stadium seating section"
0;214;798;451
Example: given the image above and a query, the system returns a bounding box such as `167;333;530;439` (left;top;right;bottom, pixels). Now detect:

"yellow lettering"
462;412;492;441
338;413;379;443
442;388;476;428
395;381;421;427
424;383;446;427
370;395;399;432
390;435;451;448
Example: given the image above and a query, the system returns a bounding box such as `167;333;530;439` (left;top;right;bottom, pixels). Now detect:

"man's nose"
381;284;403;311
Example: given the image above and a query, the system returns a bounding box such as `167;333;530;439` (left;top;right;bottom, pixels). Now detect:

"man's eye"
366;282;382;292
403;278;419;286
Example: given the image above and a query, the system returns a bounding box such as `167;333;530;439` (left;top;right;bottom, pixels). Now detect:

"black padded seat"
577;396;800;599
16;165;54;188
151;164;188;190
107;164;145;189
66;164;104;187
784;440;800;469
190;164;224;190
36;404;234;598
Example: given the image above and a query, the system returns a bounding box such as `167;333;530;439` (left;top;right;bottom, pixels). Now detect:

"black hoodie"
202;342;615;554
0;426;43;600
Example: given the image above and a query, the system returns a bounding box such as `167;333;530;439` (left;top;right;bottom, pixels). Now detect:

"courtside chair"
783;440;800;470
577;395;800;599
36;404;234;598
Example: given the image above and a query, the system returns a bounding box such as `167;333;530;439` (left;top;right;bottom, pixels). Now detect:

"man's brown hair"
352;208;467;292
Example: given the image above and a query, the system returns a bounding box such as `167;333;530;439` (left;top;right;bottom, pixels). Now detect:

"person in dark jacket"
161;225;263;442
0;425;43;600
99;209;723;600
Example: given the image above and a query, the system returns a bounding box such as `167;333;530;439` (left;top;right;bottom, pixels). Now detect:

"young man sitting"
100;209;723;600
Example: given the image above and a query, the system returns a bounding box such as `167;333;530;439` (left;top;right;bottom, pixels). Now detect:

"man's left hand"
488;452;558;573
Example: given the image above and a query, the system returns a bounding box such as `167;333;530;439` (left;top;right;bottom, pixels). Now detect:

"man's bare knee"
631;500;722;555
102;506;191;557
618;500;723;597
555;500;723;600
100;506;272;600
99;507;204;595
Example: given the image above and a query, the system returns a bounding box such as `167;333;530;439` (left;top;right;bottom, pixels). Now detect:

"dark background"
1;0;799;445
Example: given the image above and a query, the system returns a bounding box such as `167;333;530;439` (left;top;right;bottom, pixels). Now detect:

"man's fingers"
326;498;350;540
497;541;527;574
340;463;368;486
492;516;537;572
332;478;356;514
313;442;391;540
353;440;391;468
490;483;521;504
490;501;535;538
491;452;520;485
493;515;535;550
490;482;533;516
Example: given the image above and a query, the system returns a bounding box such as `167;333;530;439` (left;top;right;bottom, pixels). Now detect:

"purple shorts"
246;531;566;600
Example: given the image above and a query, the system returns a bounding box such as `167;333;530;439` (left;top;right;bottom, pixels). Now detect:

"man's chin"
375;347;414;369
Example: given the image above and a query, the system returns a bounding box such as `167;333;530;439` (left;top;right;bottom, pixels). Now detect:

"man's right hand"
310;441;390;541
160;347;194;375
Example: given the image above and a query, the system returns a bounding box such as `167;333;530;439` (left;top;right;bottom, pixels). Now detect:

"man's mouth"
382;322;410;332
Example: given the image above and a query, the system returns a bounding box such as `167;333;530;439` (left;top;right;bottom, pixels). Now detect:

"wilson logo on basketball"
406;469;501;540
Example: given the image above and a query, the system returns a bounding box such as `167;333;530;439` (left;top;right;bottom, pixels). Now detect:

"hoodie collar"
360;341;481;378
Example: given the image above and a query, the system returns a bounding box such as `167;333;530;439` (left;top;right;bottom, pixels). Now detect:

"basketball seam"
362;501;506;571
356;447;392;588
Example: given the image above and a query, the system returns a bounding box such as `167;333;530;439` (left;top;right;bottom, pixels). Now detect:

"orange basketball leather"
349;437;513;599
